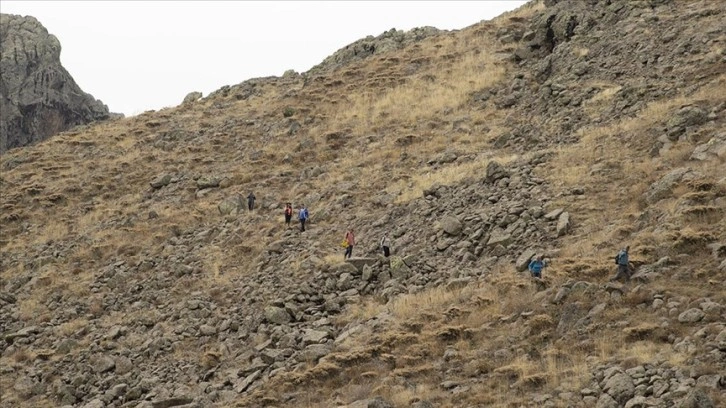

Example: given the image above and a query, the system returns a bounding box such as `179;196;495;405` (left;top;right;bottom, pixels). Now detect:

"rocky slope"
0;14;112;153
1;1;725;407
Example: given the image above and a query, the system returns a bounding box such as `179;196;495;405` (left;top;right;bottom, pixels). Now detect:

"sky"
2;1;527;117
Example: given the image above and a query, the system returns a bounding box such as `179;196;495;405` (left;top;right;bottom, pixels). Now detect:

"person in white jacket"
380;233;391;258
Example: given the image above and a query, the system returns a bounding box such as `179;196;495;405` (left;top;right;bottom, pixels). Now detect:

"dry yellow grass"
339;49;506;131
55;318;89;337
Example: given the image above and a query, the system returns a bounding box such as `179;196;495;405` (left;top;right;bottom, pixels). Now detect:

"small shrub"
283;107;295;118
200;351;221;370
623;323;668;342
527;314;554;332
12;348;33;363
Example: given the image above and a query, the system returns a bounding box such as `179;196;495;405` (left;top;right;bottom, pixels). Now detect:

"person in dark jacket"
247;192;256;211
528;255;546;279
611;246;631;282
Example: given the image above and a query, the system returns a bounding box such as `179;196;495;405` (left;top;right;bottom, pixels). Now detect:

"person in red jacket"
344;229;355;259
284;203;293;227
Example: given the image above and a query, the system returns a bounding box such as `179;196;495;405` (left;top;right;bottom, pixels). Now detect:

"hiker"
344;229;355;259
380;232;391;257
611;246;632;282
298;204;309;232
528;255;546;279
247;192;256;211
284;203;293;227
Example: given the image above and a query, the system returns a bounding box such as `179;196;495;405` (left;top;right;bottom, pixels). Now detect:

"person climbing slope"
298;204;309;232
380;232;391;257
344;228;355;259
528;255;546;279
247;192;256;211
611;245;632;282
284;202;293;227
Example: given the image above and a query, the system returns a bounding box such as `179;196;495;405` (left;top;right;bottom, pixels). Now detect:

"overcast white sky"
2;1;527;116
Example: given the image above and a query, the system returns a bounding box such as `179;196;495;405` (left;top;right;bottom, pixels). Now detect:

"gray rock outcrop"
307;26;441;74
0;14;112;152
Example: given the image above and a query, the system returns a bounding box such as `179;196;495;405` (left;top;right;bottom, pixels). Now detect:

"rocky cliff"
0;14;112;152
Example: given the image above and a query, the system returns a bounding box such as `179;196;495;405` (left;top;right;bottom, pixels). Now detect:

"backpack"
614;253;620;264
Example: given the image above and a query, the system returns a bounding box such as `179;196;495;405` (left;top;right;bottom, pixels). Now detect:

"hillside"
1;1;724;407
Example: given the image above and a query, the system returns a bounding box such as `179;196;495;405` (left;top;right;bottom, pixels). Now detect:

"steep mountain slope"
1;1;724;407
0;14;112;153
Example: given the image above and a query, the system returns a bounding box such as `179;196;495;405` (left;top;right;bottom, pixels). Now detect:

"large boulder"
515;249;537;272
556;211;571;237
487;229;512;248
645;168;691;204
440;215;463;236
0;14;113;152
264;306;292;324
602;372;635;404
389;256;411;280
678;388;714;408
691;133;726;161
678;308;705;323
666;105;708;140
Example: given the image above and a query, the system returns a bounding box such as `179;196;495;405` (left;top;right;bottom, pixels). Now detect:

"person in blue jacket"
528;255;546;279
298;204;309;232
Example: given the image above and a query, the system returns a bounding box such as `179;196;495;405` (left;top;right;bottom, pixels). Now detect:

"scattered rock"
91;355;116;373
150;174;172;189
485;161;509;183
234;370;261;393
264;306;292;324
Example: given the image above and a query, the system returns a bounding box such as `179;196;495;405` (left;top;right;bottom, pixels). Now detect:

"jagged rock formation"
0;14;112;152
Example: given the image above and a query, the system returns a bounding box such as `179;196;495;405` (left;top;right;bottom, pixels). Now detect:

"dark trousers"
248;201;254;211
611;264;631;282
300;219;306;231
382;246;390;257
285;214;291;225
344;245;353;259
